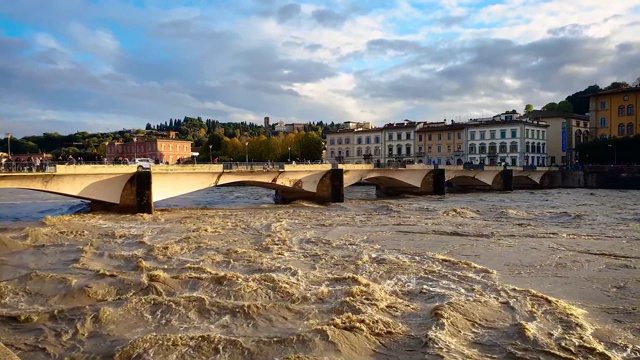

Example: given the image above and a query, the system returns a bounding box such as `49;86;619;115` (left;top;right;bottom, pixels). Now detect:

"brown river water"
0;187;638;359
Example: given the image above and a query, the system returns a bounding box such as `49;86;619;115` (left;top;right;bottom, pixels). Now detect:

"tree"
542;102;558;111
524;104;534;113
557;100;574;113
632;77;640;87
604;81;629;91
565;84;601;115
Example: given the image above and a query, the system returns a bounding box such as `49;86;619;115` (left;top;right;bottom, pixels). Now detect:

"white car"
133;158;155;171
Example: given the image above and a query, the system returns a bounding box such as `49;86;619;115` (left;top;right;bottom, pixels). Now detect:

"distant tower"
264;116;270;129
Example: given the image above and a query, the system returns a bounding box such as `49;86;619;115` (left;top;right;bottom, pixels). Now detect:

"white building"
382;120;418;163
325;123;383;163
465;112;549;166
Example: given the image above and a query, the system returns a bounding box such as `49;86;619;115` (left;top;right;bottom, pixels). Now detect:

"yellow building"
415;122;465;165
589;85;640;139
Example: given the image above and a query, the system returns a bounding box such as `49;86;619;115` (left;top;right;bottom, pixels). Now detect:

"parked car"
133;158;155;171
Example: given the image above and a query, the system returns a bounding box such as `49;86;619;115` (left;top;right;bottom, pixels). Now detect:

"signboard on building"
561;129;566;152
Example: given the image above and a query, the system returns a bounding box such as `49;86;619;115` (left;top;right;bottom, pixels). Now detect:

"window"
357;137;362;144
406;132;411;140
618;105;625;117
387;145;393;156
330;139;335;145
490;130;496;139
480;131;486;140
447;145;451;152
469;144;476;154
365;147;371;155
628;122;635;136
541;131;545;140
330;150;335;158
489;143;497;154
457;132;462;140
500;130;506;139
537;143;542;153
345;138;350;144
396;144;402;155
583;131;589;143
428;134;432;141
511;129;517;138
397;133;402;140
536;130;540;139
337;138;343;145
562;122;567;130
526;129;530;138
437;134;442;140
457;144;461;150
509;142;518;153
575;129;583;144
375;136;380;144
418;134;423;142
479;143;486;154
388;134;393;141
405;145;411;155
374;147;380;156
447;132;452;140
600;101;606;110
618;123;625;136
418;146;423;154
541;143;545;154
628;105;635;116
437;145;442;153
427;146;432;153
499;142;507;153
365;137;371;144
526;142;530;153
357;147;362;156
470;131;476;140
600;117;607;128
346;149;350;157
161;144;165;151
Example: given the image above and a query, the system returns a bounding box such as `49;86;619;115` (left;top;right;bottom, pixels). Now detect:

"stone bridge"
0;163;561;214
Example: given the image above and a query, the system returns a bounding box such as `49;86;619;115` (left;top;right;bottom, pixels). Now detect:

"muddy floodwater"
0;187;638;359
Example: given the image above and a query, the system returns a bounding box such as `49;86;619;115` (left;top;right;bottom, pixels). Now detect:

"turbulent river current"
0;187;638;359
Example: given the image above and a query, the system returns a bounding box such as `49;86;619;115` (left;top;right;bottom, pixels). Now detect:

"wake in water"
0;204;637;359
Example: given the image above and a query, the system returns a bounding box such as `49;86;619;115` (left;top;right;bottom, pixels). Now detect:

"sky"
1;0;639;137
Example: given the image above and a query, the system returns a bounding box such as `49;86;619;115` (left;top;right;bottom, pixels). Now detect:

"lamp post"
133;137;137;160
288;146;291;163
104;142;109;163
245;142;248;163
608;144;616;165
209;144;213;164
4;133;11;157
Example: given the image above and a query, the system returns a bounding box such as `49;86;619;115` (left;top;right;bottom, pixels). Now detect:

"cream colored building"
522;111;589;166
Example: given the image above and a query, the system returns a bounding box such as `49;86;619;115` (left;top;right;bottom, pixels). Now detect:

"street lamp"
133;137;137;160
245;142;249;163
608;144;616;165
4;133;11;157
288;146;291;163
209;144;213;164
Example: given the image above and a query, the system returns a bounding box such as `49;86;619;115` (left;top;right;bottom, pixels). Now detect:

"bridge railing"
1;161;57;173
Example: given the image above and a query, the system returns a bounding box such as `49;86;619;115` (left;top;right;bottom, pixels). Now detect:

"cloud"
0;0;640;137
276;3;301;23
311;8;346;28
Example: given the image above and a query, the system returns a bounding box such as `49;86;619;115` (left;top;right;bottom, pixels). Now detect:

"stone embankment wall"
584;166;640;190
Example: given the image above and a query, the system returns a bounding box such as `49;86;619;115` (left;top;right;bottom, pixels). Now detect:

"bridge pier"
91;171;154;214
274;168;344;204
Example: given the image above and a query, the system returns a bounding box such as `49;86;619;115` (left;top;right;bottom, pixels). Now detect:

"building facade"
524;111;589;166
106;134;192;164
381;121;417;163
589;85;639;139
465;114;549;166
325;122;382;163
416;122;465;165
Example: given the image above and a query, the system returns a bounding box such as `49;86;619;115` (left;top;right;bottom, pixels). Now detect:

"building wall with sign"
523;111;589;166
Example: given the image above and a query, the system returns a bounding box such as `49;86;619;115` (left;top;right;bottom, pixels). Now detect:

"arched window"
499;142;507;153
387;145;393;156
575;129;582;145
628;105;635;116
396;144;402;155
618;123;625;136
374;147;380;156
479;143;486;154
345;149;350;158
618;105;625;117
541;143;546;154
536;143;541;153
628;122;634;136
468;144;476;154
356;147;362;156
365;146;371;155
488;142;497;154
583;131;589;143
525;141;530;153
509;141;518;153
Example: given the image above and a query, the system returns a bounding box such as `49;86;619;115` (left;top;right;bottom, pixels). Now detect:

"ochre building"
589;85;639;139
